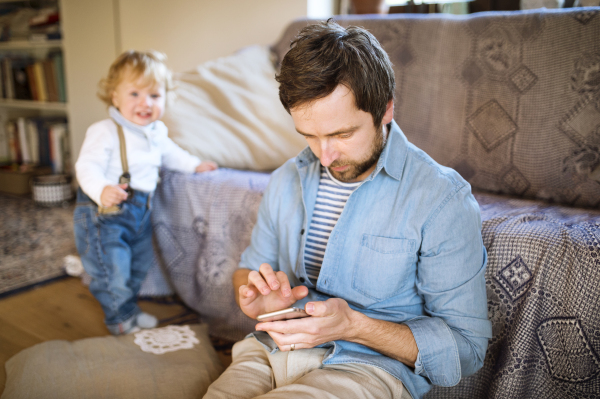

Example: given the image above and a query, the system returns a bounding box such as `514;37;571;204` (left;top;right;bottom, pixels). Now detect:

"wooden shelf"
0;98;67;111
0;40;62;50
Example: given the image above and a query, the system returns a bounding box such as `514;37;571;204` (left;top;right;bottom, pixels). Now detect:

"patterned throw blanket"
148;170;600;399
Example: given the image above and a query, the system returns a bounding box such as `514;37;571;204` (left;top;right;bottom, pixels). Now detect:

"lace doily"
133;325;199;354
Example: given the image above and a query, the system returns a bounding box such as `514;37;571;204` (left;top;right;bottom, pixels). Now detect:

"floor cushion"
2;324;223;399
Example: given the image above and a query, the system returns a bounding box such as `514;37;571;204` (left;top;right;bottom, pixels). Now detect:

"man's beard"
328;125;386;182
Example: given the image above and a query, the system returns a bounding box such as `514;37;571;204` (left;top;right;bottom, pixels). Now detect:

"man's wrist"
345;308;370;343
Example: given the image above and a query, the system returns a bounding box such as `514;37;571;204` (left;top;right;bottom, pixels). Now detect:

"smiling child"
73;50;217;335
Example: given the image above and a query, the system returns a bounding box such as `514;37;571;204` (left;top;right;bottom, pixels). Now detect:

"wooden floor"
0;277;232;395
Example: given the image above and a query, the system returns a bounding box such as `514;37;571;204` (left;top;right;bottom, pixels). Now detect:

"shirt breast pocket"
352;235;417;302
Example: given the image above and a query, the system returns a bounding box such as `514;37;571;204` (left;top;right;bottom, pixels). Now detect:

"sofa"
4;7;599;399
141;8;600;399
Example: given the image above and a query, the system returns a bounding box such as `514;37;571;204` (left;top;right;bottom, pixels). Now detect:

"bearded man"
204;20;492;399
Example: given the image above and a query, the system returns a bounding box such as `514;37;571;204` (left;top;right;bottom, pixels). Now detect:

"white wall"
118;0;308;73
62;0;308;165
61;0;118;171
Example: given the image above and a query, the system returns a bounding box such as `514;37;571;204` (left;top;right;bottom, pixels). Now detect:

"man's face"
290;85;394;182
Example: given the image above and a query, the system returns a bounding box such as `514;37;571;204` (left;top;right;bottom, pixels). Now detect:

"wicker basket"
31;174;73;207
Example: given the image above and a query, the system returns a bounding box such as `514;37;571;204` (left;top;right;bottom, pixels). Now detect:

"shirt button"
300;229;305;235
299;277;305;283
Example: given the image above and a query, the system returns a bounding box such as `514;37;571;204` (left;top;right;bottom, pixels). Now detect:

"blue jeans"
73;188;154;334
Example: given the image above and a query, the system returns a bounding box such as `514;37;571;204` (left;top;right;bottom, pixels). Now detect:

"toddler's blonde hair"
97;50;173;107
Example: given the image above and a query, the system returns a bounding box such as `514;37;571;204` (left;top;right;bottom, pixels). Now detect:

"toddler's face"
112;74;166;126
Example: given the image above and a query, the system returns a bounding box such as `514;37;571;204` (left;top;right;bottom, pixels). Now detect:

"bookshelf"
0;0;69;196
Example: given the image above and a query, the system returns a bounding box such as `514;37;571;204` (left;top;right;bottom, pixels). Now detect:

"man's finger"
248;270;271;296
266;331;313;352
305;298;341;316
259;263;280;291
256;317;313;334
275;271;292;297
238;284;257;302
291;285;309;301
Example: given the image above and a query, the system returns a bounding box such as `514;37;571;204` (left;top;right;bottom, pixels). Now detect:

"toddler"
73;50;217;335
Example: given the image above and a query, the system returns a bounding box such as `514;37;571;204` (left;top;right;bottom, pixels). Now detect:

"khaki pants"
204;337;412;399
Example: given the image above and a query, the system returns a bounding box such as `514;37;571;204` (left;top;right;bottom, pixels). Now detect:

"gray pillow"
2;324;223;399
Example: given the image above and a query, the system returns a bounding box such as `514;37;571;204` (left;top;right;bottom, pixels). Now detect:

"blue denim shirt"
240;120;492;399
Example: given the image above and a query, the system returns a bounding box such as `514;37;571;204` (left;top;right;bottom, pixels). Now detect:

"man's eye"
150;94;160;99
340;133;352;139
130;92;138;97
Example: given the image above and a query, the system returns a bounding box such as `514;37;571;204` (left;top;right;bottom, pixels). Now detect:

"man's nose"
319;140;338;167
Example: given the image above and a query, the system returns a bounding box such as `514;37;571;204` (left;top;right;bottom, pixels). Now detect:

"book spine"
3;58;14;99
37;119;50;166
17;117;31;163
6;122;20;163
33;62;48;102
51;123;67;174
0;123;9;164
43;59;59;102
26;64;38;101
26;119;39;164
0;58;4;99
53;53;66;103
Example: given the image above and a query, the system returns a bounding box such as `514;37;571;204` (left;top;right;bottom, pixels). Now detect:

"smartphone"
256;307;309;322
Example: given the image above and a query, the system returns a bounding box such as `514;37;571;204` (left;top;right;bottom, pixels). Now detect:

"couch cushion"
273;10;600;208
162;45;306;171
426;192;600;398
2;324;223;399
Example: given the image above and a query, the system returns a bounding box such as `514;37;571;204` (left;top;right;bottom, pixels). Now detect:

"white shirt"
75;117;200;206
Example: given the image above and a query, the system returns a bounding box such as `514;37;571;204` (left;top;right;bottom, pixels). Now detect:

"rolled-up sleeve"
405;183;492;387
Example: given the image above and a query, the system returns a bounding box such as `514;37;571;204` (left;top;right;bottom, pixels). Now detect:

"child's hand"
195;161;218;173
100;184;129;207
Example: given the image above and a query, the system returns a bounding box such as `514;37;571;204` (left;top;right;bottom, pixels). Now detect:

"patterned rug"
0;193;76;297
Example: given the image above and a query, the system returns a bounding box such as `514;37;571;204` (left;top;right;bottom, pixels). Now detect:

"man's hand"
256;296;419;367
255;297;357;351
234;264;308;320
100;184;129;207
195;161;218;173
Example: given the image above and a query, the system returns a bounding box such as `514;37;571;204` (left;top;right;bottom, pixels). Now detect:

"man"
204;20;491;399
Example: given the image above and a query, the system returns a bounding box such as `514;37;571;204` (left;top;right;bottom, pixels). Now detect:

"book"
29;9;60;27
26;64;38;101
34;118;50;166
29;23;61;42
26;119;39;164
12;58;32;100
17;117;31;163
33;61;47;102
52;52;66;102
43;59;59;102
6;122;20;163
3;58;14;99
0;60;4;99
49;123;67;173
0;123;9;164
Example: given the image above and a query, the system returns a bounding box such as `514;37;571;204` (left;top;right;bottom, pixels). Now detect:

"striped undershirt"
304;166;361;285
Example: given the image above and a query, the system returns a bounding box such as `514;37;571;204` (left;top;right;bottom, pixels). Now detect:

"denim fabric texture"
240;121;492;399
73;188;154;335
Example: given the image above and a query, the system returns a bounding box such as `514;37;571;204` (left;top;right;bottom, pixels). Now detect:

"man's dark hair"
276;19;395;127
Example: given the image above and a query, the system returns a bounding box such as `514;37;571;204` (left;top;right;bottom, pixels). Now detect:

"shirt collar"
295;119;408;182
109;106;159;138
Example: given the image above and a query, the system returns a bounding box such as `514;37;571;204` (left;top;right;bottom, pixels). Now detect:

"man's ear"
382;99;394;125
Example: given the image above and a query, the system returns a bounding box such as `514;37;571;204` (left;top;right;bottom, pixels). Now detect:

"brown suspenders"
98;122;133;214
